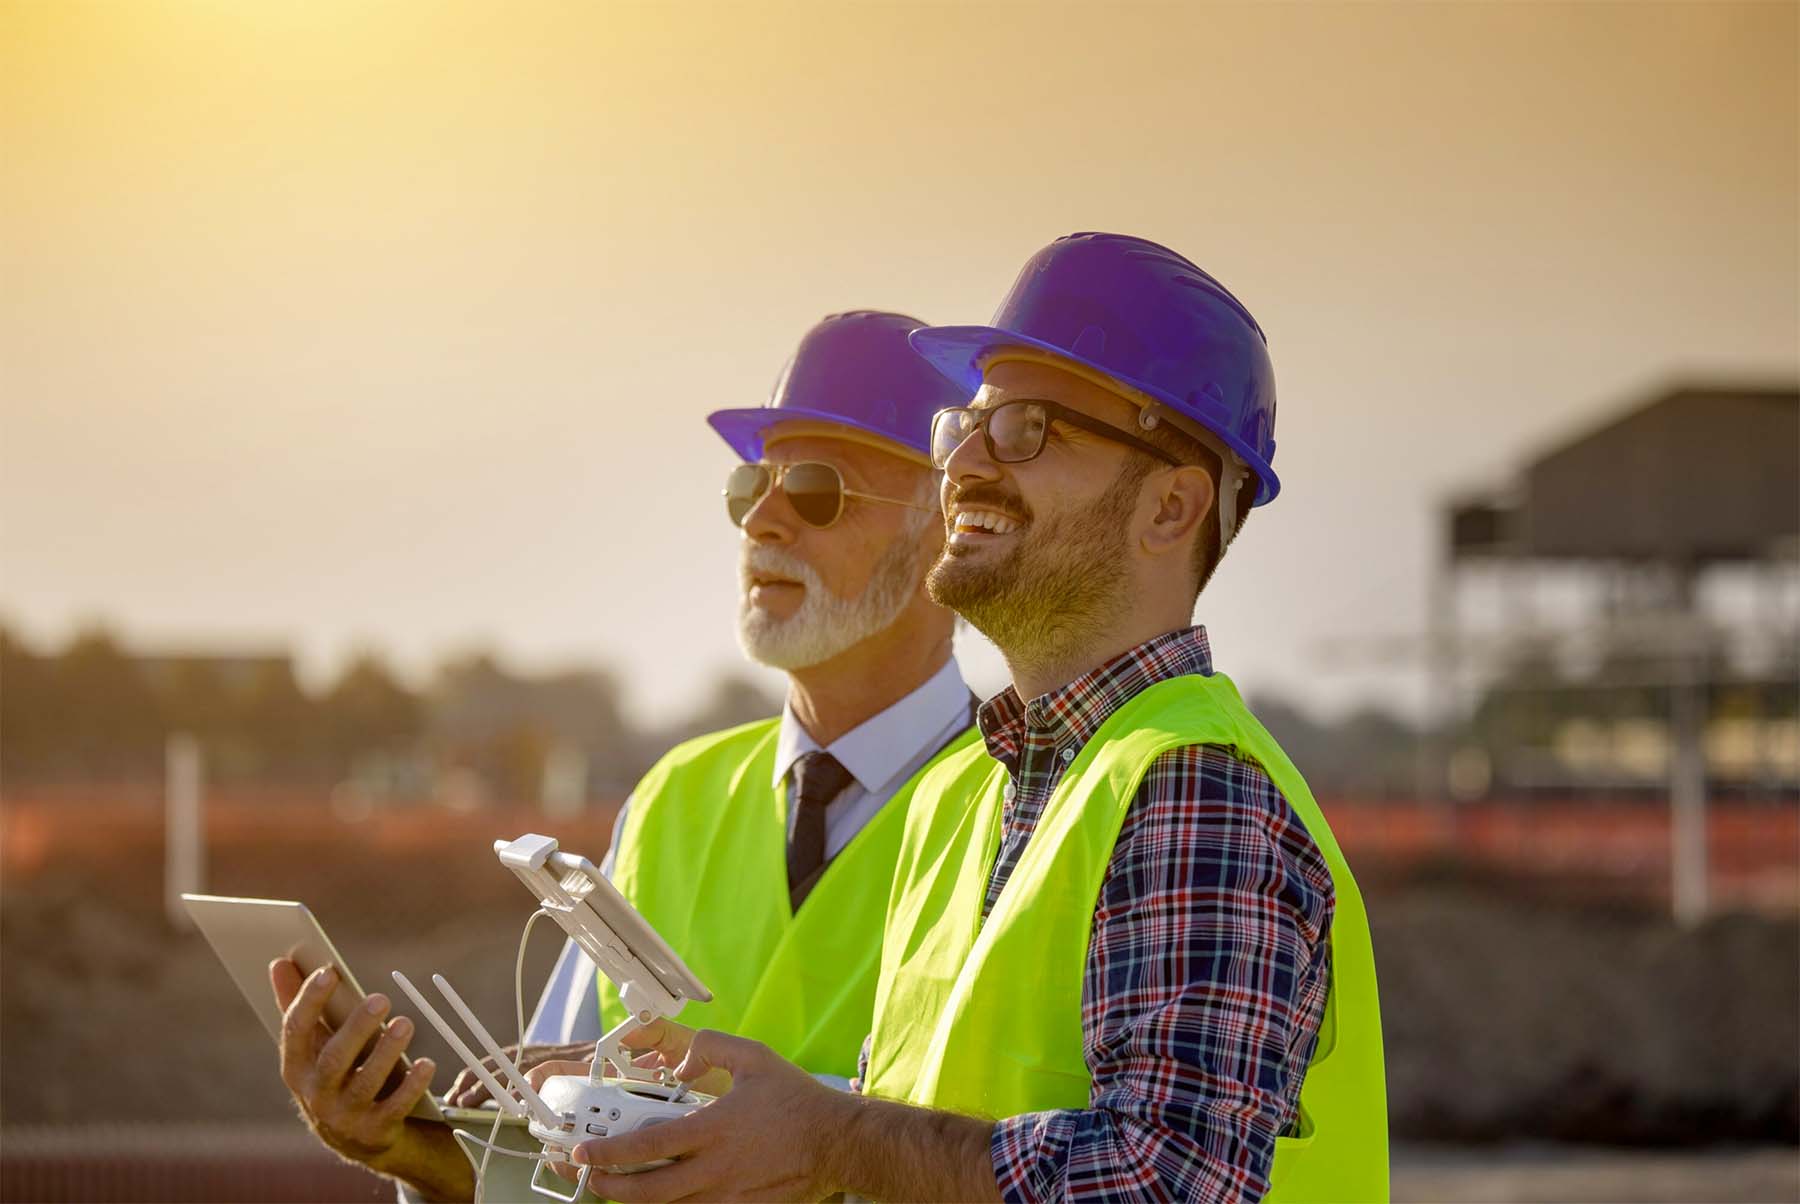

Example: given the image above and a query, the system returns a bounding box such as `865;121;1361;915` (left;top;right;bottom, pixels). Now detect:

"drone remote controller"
395;833;717;1201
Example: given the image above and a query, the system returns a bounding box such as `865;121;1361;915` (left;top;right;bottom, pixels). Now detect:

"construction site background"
3;774;1796;1202
3;604;1798;1201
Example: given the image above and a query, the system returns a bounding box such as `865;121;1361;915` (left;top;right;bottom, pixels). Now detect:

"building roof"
1449;384;1798;564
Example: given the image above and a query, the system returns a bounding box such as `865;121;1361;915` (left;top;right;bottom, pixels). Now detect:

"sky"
3;0;1796;722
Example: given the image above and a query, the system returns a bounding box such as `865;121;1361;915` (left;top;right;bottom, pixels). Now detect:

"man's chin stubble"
929;521;1132;673
927;550;1036;651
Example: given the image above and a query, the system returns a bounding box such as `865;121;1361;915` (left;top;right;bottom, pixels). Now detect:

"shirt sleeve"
989;744;1335;1203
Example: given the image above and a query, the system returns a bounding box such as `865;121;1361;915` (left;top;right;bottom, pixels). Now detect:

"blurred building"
1432;383;1799;919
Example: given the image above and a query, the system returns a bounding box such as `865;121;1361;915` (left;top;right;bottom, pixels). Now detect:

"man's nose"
941;421;1002;492
739;481;798;546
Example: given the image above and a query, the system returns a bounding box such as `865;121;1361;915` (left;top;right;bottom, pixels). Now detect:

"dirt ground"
3;1128;1795;1204
1390;1142;1800;1203
1;802;1795;1192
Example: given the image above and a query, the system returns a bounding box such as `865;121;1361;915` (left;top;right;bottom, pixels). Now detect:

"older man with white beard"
267;310;978;1203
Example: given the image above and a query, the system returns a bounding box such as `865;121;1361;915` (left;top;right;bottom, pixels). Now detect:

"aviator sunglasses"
930;399;1182;470
723;460;935;529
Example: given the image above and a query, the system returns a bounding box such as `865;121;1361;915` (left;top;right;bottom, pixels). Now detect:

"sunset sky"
3;1;1795;720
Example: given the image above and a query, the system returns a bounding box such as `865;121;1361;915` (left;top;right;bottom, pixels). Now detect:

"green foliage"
0;623;781;802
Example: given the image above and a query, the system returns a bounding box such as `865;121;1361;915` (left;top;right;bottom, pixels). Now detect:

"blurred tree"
45;626;163;778
158;658;235;764
1;625;60;777
428;651;638;801
657;669;783;748
324;653;423;774
241;659;325;779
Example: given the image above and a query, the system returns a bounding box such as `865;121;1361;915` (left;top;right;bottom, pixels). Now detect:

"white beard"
737;530;925;671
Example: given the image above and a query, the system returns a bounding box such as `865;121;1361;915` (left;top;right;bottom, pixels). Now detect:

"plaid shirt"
980;627;1334;1204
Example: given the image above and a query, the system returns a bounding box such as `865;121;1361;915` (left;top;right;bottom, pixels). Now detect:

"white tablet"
182;893;515;1125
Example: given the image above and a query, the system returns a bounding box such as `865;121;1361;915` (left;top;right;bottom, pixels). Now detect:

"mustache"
944;483;1032;523
740;543;822;590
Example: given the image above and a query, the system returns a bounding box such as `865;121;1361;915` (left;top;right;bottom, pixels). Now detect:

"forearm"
373;1119;476;1203
822;1091;1001;1203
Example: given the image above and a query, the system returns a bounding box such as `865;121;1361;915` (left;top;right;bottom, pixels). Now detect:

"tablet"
182;893;514;1125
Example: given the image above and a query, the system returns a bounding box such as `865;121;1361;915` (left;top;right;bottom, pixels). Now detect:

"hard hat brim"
909;325;1281;506
706;406;932;466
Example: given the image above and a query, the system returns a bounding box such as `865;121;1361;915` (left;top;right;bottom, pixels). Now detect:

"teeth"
954;509;1019;535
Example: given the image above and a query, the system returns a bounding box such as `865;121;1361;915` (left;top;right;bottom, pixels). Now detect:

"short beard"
927;460;1148;670
737;515;932;671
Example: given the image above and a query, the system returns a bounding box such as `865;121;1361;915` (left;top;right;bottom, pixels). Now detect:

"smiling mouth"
951;507;1025;536
748;574;802;590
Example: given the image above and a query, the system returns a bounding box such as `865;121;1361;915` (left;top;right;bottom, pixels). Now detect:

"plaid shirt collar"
976;625;1216;776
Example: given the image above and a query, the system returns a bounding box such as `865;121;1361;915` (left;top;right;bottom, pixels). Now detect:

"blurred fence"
3;787;1793;917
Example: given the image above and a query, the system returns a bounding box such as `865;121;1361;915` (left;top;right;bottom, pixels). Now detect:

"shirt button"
1059;747;1075;763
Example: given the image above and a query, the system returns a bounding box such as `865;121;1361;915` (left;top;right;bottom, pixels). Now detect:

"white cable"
457;1128;550;1160
462;907;555;1204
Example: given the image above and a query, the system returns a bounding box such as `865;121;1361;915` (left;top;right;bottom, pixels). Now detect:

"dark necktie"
787;750;854;911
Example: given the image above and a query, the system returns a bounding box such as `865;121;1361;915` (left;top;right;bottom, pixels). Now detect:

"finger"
585;1154;714;1204
370;1056;436;1125
317;992;389;1091
449;1063;480;1101
620;1017;693;1062
617;1017;670;1051
450;1053;506;1107
449;1078;488;1108
526;1059;591;1092
344;1015;414;1107
572;1109;709;1171
278;965;339;1084
269;958;304;1011
513;1043;560;1072
672;1030;763;1085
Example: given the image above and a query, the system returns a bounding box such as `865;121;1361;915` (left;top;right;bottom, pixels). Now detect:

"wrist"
372;1121;475;1202
811;1080;865;1193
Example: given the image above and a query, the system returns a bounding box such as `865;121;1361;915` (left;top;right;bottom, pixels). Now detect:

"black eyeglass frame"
723;460;936;529
929;399;1183;471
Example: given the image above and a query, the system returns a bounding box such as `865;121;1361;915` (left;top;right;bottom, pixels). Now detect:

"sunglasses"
929;399;1182;471
723;460;935;529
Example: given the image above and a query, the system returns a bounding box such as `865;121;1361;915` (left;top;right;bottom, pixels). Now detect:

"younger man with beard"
560;237;1387;1203
268;311;978;1202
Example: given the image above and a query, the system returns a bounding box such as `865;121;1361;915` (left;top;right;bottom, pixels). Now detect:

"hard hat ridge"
708;310;967;465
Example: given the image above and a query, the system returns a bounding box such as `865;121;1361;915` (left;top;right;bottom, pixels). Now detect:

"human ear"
1140;465;1215;562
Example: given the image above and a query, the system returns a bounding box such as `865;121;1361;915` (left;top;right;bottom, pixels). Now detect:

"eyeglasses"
723;460;936;529
929;399;1183;471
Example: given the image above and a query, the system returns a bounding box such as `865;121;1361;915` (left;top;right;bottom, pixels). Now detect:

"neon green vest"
864;674;1388;1202
601;717;982;1080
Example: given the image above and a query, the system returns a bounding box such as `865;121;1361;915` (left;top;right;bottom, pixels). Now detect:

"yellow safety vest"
602;717;981;1079
864;674;1388;1201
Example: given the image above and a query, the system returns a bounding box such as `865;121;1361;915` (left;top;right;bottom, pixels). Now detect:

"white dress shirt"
524;656;973;1047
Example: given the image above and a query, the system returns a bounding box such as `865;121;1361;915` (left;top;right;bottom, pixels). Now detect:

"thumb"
526;1059;592;1092
672;1030;768;1085
620;1017;687;1057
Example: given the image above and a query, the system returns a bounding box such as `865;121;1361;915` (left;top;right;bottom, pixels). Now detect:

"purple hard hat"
909;233;1281;504
708;310;969;464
